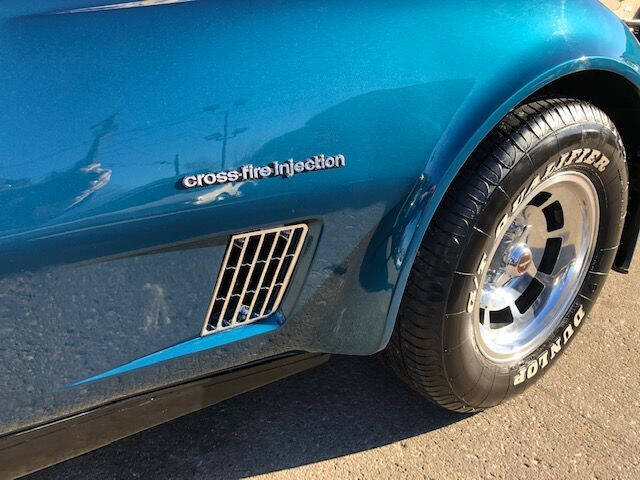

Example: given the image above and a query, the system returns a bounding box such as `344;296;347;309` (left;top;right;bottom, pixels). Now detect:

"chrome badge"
181;154;346;189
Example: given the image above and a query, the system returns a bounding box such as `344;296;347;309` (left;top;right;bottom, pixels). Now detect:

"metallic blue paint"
1;0;639;435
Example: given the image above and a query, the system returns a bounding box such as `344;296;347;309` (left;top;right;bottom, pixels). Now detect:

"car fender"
380;55;640;350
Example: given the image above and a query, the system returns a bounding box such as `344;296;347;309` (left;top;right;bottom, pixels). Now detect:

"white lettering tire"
385;98;628;412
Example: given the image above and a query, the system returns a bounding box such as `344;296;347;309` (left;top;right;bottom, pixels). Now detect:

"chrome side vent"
201;224;309;336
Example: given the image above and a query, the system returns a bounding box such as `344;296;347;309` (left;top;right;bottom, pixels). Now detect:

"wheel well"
531;69;640;272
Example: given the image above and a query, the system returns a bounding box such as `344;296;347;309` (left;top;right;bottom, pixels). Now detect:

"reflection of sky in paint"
59;0;195;14
0;1;464;190
0;0;628;217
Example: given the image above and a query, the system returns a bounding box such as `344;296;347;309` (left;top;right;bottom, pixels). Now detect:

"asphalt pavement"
28;256;640;479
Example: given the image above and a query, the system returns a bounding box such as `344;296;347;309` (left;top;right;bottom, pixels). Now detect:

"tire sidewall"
443;120;628;405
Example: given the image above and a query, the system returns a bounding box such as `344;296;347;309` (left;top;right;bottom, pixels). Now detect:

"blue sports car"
1;0;640;476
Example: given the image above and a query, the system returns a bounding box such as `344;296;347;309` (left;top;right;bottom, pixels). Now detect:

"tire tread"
384;98;624;412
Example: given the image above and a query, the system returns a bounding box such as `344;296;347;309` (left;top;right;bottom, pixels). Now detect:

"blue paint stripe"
69;320;280;386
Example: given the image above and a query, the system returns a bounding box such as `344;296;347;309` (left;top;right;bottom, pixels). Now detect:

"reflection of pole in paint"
221;110;228;170
204;100;248;170
174;154;180;176
84;114;118;168
91;114;118;140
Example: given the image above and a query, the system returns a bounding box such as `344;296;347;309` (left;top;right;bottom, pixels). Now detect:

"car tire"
386;97;628;412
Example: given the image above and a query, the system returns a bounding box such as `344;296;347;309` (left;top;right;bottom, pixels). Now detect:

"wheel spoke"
547;227;571;240
537;191;556;211
544;185;572;212
553;243;576;276
482;307;491;327
535;271;555;288
509;301;533;327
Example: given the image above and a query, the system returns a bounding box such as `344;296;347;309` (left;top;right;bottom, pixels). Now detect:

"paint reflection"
0;115;116;231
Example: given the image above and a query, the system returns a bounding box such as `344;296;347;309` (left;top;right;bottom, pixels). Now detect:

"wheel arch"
380;61;640;351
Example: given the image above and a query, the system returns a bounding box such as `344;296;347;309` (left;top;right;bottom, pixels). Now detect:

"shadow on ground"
28;356;467;479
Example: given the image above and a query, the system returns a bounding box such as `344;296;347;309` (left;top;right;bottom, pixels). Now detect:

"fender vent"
201;224;308;335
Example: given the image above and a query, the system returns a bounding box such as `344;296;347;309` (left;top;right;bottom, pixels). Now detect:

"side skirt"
0;352;330;478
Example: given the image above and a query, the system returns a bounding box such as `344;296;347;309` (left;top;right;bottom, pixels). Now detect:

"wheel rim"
474;171;599;363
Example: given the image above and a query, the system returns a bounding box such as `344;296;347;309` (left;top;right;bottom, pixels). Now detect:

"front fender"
378;2;640;350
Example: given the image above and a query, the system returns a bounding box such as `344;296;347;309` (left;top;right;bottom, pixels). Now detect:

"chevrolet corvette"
1;0;640;476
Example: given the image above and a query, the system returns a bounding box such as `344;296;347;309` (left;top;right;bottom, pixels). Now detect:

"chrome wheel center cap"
506;243;533;277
